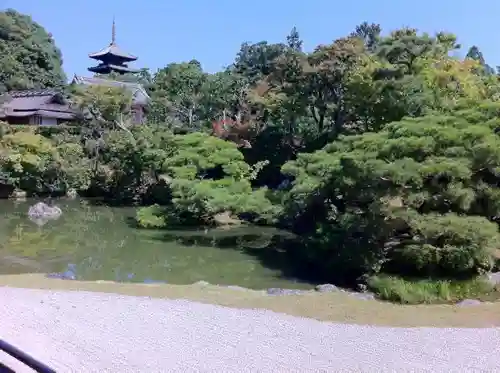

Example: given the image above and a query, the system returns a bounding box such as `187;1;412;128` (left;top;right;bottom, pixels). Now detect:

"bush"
135;204;166;228
0;130;91;194
281;104;500;283
367;275;497;304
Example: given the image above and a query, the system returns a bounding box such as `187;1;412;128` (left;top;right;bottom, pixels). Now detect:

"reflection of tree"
0;200;299;288
0;200;164;279
0;200;111;274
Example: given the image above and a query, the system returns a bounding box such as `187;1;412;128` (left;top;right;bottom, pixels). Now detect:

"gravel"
0;287;499;372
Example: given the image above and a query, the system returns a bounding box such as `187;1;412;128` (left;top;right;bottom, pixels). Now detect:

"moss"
367;274;499;304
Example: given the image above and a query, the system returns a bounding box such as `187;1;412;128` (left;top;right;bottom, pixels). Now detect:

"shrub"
367;275;496;304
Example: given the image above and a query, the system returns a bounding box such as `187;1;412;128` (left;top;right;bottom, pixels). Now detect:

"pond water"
0;199;312;290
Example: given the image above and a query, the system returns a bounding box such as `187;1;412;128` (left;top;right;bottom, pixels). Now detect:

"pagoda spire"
111;17;116;45
87;17;138;75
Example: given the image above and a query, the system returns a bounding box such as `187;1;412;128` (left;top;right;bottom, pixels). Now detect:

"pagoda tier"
89;43;137;63
88;63;138;74
87;19;138;75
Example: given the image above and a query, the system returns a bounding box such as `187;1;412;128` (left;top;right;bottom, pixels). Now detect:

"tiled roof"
73;75;150;106
35;110;76;120
89;43;137;62
8;89;58;98
2;110;37;117
88;63;139;74
0;90;77;119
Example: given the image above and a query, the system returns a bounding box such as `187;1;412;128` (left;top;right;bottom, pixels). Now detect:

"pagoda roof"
88;63;139;74
89;43;137;62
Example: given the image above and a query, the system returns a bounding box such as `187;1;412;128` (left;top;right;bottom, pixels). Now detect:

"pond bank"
2;274;500;328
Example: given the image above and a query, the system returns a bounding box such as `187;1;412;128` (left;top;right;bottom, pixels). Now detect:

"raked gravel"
0;287;499;372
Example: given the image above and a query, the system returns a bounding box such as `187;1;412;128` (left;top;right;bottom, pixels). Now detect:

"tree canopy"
1;10;500;302
0;9;66;93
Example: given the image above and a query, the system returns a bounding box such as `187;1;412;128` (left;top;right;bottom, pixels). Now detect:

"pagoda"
87;19;138;74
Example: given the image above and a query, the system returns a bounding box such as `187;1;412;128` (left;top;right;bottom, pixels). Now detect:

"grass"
367;274;499;304
2;273;500;328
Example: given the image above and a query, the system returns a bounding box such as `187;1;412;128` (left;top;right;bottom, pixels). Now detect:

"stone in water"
28;202;62;225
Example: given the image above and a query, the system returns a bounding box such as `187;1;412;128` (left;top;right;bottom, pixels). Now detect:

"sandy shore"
1;274;500;328
1;285;500;372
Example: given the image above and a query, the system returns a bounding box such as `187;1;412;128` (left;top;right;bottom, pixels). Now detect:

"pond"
0;199;313;290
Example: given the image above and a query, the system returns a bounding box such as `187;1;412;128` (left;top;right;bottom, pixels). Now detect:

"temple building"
87;19;138;75
73;18;149;124
0;19;149;126
0;90;77;126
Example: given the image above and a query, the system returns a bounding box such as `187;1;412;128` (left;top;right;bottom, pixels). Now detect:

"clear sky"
3;0;499;79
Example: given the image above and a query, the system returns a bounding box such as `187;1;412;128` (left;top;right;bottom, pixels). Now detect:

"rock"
357;283;368;292
143;278;166;284
487;272;500;287
348;292;376;300
46;271;76;280
28;202;62;220
46;263;77;280
66;188;78;199
226;285;249;291
266;288;305;296
213;211;241;227
29;217;49;227
28;202;62;226
456;299;482;306
194;280;210;286
158;174;173;185
10;189;26;200
315;284;339;293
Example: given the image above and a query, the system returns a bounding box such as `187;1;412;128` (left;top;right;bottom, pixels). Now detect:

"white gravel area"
0;287;499;373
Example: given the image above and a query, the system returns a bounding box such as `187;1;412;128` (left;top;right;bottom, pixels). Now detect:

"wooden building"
75;18;149;124
0;90;77;125
87;19;138;75
0;19;148;126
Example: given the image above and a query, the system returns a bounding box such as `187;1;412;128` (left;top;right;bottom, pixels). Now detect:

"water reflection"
0;199;311;290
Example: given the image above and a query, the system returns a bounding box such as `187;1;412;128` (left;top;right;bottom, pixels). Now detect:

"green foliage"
135;204;166;228
161;132;277;225
367;275;496;304
0;130;91;194
282;104;500;281
149;60;208;128
0;9;66;93
4;10;500;303
87;125;175;203
71;84;134;127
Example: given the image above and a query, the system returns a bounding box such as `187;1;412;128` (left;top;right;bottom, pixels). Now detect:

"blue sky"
3;0;499;79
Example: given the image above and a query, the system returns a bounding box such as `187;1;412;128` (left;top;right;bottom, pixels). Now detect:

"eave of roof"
73;75;150;101
1;110;37;117
35;110;76;120
88;43;137;62
0;109;76;119
0;90;73;112
88;64;139;74
7;89;60;98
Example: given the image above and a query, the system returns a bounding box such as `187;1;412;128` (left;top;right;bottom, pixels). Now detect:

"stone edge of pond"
31;274;500;306
137;280;500;305
42;274;377;301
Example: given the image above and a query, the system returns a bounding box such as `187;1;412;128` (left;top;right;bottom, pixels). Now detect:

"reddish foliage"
211;119;252;148
212;119;237;137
